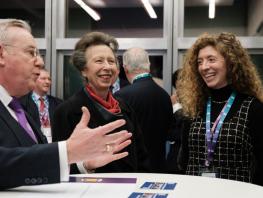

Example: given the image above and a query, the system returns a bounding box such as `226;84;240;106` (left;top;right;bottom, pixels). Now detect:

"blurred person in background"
20;68;63;142
115;47;173;173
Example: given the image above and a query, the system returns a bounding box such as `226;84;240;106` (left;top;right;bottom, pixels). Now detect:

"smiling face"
197;45;228;89
0;26;43;97
34;69;51;96
82;44;118;98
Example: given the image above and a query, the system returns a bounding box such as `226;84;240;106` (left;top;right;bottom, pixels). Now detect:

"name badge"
199;167;218;178
201;172;217;178
41;127;52;143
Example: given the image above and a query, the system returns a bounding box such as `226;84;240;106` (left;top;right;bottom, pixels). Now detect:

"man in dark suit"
20;68;63;142
0;19;131;190
115;47;173;173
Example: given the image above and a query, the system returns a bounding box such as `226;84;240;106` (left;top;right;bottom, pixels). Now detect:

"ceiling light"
141;0;157;19
74;0;101;21
209;0;215;19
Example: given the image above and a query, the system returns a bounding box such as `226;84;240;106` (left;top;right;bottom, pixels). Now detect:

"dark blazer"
0;101;60;189
19;92;63;128
166;109;188;174
115;76;173;172
52;88;150;173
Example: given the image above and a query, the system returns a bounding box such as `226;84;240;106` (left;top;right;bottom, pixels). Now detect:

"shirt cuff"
58;141;70;181
173;103;182;113
77;162;95;174
77;162;88;174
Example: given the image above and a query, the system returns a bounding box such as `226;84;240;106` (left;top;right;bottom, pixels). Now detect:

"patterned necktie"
9;97;38;142
39;97;50;127
39;97;45;112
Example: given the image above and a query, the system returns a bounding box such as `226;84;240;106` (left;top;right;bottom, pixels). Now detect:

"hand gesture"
66;107;132;165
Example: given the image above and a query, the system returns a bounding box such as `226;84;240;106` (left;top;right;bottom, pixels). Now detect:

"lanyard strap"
132;73;152;83
205;91;236;167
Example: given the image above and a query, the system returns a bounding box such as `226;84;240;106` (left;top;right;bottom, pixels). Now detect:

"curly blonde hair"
177;32;263;118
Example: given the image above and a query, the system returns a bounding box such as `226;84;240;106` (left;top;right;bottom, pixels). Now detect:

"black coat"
115;77;173;172
179;86;263;186
52;88;150;173
166;109;188;174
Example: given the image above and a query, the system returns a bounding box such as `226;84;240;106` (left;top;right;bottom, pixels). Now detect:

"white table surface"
1;173;263;198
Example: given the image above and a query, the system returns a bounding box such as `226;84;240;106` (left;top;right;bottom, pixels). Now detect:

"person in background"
20;68;63;142
170;69;182;113
165;68;186;173
115;47;173;173
0;18;132;189
111;61;130;94
177;32;263;186
52;32;149;173
111;76;130;94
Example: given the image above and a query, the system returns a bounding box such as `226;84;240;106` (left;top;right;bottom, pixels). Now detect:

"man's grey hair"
122;47;150;72
0;19;31;44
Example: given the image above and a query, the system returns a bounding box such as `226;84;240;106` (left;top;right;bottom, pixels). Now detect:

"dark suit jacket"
115;76;173;172
0;101;60;189
19;92;63;128
166;109;187;174
52;88;150;173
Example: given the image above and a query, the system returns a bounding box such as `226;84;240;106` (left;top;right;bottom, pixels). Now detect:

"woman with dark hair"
52;32;149;173
177;32;263;186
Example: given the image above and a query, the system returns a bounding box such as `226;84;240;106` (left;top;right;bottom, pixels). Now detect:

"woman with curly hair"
177;32;263;186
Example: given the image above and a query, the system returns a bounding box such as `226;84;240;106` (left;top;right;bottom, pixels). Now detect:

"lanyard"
31;93;50;127
132;73;152;83
205;91;236;167
31;93;49;111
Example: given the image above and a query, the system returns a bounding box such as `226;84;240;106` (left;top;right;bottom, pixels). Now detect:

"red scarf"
86;85;121;114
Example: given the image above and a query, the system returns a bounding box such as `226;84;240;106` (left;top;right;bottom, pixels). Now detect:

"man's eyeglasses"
3;44;40;59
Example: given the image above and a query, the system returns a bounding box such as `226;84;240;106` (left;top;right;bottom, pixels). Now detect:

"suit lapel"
20;93;41;127
0;101;36;146
25;111;47;144
48;96;56;123
28;96;41;127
